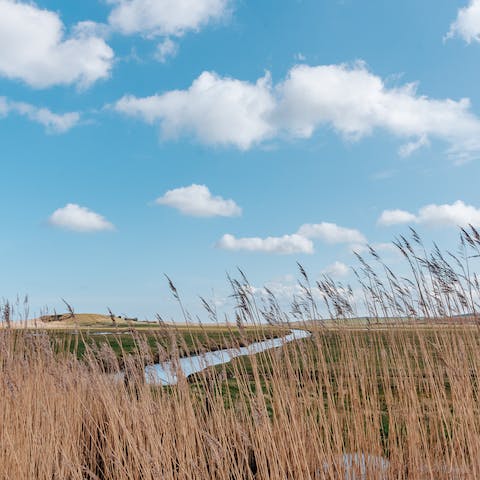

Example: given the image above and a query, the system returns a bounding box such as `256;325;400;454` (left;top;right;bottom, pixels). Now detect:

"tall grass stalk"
2;228;480;478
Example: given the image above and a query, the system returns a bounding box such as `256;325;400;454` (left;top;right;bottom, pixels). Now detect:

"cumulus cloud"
217;221;365;255
297;222;366;244
0;0;114;89
114;71;275;149
418;201;480;227
447;0;480;43
155;184;241;217
322;261;350;278
0;97;80;133
216;233;314;255
276;63;480;161
378;209;417;227
378;200;480;228
107;0;230;37
114;62;480;160
48;204;115;232
105;0;231;62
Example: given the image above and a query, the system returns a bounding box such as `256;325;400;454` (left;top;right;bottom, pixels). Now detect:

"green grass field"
22;318;290;366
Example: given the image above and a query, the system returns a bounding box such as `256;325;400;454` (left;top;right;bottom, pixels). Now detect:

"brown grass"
2;227;480;479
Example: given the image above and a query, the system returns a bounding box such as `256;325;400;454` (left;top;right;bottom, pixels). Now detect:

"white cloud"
0;97;80;133
276;63;480;161
447;0;480;44
322;261;350;278
418;201;480;227
154;38;178;63
217;221;365;255
297;222;366;244
108;0;230;37
114;71;275;149
216;233;314;255
378;200;480;228
0;0;114;89
48;204;115;232
155;184;241;217
114;62;480;160
12;104;79;133
378;209;417;227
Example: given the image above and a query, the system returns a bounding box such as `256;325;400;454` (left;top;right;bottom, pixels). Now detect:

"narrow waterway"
144;328;311;385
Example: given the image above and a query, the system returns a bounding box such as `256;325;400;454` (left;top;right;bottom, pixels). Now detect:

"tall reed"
1;228;480;479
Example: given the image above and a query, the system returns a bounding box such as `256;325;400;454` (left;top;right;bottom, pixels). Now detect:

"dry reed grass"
2;227;480;479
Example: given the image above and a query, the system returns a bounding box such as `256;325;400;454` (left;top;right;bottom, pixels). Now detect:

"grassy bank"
49;324;289;365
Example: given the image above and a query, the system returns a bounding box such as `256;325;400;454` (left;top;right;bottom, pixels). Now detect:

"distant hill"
19;313;143;329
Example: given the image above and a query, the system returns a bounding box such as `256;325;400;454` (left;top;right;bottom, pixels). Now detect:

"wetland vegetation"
3;228;480;478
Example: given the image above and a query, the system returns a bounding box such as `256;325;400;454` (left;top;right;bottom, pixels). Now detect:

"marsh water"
144;328;311;386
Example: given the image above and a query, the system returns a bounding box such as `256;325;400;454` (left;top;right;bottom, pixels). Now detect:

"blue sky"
2;0;480;320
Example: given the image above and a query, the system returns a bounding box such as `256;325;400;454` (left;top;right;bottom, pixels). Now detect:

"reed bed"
2;228;480;479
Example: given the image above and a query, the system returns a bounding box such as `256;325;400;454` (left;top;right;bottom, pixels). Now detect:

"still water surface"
145;328;311;386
